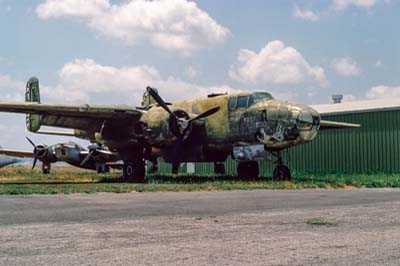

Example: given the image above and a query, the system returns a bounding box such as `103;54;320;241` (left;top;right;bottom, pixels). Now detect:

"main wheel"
273;165;291;181
42;163;51;174
214;163;226;175
237;161;259;179
123;160;145;183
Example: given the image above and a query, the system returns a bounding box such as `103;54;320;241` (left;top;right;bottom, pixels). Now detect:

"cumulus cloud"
40;58;238;104
292;5;319;21
375;60;383;68
0;73;25;101
331;57;361;76
36;0;229;54
332;0;378;10
229;40;326;86
343;94;356;102
366;85;400;99
36;0;109;19
184;66;198;79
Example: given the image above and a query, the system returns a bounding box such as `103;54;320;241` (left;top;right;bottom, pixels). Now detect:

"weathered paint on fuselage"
140;91;321;163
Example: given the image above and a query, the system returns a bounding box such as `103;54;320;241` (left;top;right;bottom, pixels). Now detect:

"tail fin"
141;87;158;107
25;77;41;132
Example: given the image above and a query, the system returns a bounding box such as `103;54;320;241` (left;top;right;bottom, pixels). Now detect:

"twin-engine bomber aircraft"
0;137;119;174
0;77;359;182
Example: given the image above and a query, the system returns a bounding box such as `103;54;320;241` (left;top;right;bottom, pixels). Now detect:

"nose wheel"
272;151;291;181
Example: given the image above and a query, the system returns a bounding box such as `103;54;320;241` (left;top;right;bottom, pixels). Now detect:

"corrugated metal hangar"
158;98;400;175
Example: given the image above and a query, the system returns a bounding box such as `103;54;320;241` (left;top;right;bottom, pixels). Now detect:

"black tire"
273;165;291;181
237;161;259;179
214;163;226;175
42;163;51;174
123;160;145;183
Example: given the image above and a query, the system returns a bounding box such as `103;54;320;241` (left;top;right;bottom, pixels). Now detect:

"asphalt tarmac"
0;189;400;266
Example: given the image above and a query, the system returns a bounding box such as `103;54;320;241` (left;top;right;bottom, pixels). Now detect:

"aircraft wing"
0;102;143;131
0;149;34;158
319;120;361;130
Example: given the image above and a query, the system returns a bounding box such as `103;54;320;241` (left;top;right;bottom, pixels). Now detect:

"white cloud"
40;58;238;104
36;0;109;19
229;40;326;86
36;0;229;54
184;66;198;79
366;85;400;99
375;60;383;68
343;94;356;101
331;57;361;76
292;5;319;21
0;73;25;101
332;0;378;10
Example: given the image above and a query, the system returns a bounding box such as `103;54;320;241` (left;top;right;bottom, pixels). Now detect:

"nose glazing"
297;108;320;141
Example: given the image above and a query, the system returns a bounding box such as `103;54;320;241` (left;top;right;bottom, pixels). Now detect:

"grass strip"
0;166;400;195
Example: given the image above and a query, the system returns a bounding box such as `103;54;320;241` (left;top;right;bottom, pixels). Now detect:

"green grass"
1;166;400;195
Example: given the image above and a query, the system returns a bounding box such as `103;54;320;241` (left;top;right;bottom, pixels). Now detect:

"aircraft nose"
297;107;320;141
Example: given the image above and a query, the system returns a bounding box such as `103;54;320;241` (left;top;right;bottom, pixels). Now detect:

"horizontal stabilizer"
319;120;361;130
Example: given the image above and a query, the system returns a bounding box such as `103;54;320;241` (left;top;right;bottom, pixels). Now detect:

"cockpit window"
237;96;248;108
248;92;273;106
228;97;236;111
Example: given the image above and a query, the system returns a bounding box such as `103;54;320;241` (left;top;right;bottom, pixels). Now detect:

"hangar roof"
311;98;400;115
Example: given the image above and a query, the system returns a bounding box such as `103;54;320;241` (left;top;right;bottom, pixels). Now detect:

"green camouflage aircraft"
0;77;359;182
0;137;120;174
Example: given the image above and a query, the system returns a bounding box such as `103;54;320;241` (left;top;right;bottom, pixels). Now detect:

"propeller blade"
32;157;38;170
80;150;94;166
146;87;173;115
26;137;37;148
188;107;220;123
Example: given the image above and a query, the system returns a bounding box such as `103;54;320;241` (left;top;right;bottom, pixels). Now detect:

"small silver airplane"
0;138;120;174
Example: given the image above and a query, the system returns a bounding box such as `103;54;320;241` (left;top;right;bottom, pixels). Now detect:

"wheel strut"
272;151;291;181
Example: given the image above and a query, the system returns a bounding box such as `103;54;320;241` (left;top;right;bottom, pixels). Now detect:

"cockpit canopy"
228;92;273;110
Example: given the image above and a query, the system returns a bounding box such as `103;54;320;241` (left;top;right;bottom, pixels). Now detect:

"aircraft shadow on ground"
0;176;275;185
101;175;275;184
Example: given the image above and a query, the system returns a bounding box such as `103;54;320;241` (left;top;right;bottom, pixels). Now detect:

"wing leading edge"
0;102;143;132
0;102;142;118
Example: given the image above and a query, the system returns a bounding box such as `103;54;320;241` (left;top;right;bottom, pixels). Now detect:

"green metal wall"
157;109;400;175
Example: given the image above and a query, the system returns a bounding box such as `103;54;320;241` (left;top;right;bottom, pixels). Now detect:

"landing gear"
272;151;291;181
123;159;145;183
96;163;110;174
42;163;51;174
147;159;158;174
214;162;225;175
237;161;259;179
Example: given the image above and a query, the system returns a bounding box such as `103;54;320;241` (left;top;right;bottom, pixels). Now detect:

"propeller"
147;87;220;174
80;144;101;166
26;137;47;170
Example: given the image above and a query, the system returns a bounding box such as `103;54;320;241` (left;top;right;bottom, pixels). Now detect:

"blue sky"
0;0;399;150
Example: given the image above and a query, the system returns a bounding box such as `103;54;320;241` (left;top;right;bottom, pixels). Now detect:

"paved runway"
1;189;400;265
